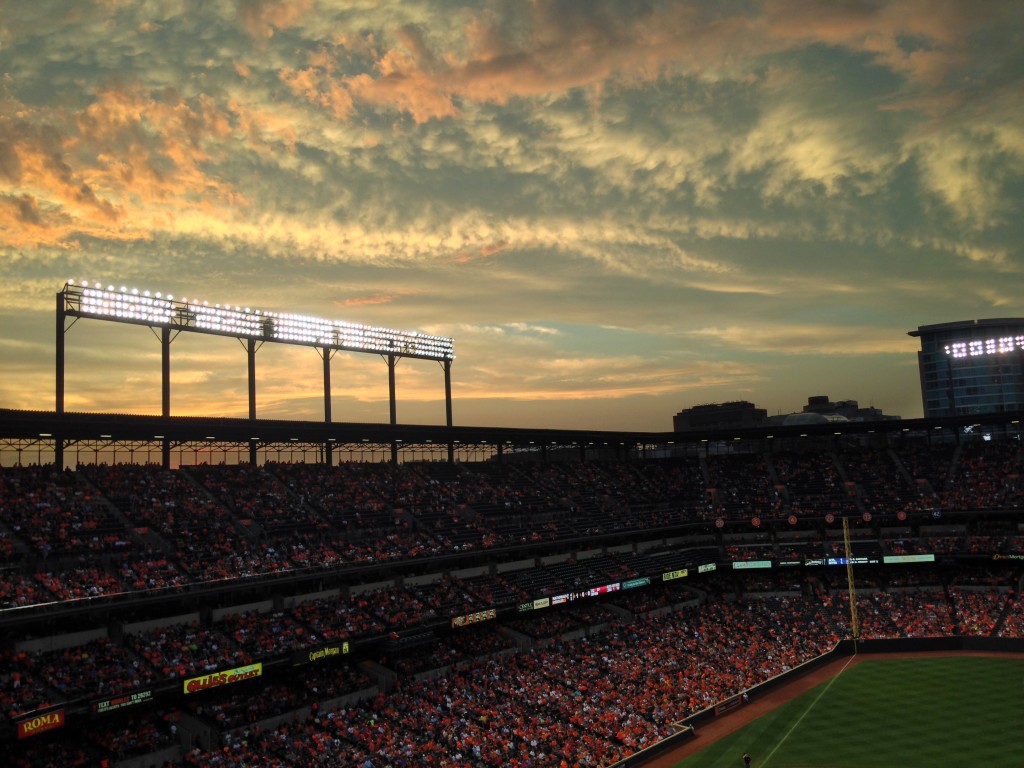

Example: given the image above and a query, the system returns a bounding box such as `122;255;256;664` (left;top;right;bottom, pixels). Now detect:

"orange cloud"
227;98;299;154
237;0;312;41
0;83;254;248
453;241;510;264
0;114;127;247
280;56;356;121
335;292;413;309
761;0;973;85
279;1;1007;126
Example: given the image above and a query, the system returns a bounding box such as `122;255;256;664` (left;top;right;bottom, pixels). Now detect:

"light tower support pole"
322;345;333;466
161;326;172;469
56;292;66;415
444;359;454;463
388;353;398;463
247;338;257;465
55;292;66;469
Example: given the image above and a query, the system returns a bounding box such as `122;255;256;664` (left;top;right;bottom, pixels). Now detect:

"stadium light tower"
56;281;456;465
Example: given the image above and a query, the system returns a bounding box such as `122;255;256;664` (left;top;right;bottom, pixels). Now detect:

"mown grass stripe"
760;655;857;767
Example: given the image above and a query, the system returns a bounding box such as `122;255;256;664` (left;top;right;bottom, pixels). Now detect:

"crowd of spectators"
0;465;138;560
123;622;251;680
3;562;1021;767
189;681;308;732
166;593;849;768
3;440;1022;611
705;454;781;522
772;452;857;519
857;590;954;638
938;441;1023;511
0;649;51;721
2;439;1022;766
382;626;517;677
998;594;1024;637
838;447;918;516
23;637;159;700
85;709;179;761
947;587;1008;635
10;736;98;768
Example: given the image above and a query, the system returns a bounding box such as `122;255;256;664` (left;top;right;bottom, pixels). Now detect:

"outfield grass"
673;656;1024;768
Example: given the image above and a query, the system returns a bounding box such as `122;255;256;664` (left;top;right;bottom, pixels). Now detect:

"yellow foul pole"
843;517;859;652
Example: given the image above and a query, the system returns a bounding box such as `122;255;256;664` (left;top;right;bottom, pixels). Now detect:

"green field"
674;656;1024;768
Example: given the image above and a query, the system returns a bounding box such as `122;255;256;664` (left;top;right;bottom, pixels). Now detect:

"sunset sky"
1;1;1022;432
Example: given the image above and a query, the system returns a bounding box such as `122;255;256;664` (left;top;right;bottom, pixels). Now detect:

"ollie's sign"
184;663;262;694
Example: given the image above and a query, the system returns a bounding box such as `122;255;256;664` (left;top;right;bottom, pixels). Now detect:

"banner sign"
826;556;877;566
184;663;262;694
518;597;551;612
585;583;621;597
452;608;497;628
309;643;349;663
92;690;153;715
622;577;650;589
883;554;936;564
17;709;65;739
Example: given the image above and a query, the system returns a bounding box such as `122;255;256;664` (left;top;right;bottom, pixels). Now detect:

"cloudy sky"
1;1;1022;432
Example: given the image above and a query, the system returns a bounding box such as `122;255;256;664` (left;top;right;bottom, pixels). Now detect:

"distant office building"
800;395;899;422
908;319;1024;417
673;401;767;431
762;395;899;426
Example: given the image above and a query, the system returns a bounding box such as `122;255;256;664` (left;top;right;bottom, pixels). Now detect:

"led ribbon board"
944;336;1024;358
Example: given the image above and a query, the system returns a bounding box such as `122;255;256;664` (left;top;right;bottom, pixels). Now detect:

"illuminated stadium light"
62;280;455;361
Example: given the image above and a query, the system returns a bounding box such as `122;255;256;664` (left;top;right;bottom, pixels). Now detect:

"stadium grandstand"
2;404;1022;767
0;280;1019;767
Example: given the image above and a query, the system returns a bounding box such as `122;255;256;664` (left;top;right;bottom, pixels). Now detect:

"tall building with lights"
908;319;1024;417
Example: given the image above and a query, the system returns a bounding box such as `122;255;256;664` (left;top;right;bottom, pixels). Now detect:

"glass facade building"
908;319;1024;417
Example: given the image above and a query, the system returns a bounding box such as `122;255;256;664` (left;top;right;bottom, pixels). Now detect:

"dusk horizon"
2;1;1022;431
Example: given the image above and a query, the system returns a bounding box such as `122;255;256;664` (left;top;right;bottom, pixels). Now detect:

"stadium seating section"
1;435;1022;767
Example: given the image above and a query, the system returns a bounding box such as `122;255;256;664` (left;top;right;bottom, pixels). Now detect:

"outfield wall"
852;636;1024;655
